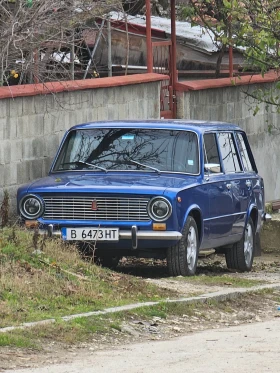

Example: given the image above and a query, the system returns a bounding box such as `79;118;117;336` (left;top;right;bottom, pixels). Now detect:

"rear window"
236;132;254;172
217;132;242;173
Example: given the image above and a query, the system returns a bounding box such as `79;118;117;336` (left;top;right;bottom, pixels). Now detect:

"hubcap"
187;226;197;270
244;222;254;266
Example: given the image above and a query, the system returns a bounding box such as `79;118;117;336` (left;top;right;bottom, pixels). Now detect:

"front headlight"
19;195;44;219
148;197;172;222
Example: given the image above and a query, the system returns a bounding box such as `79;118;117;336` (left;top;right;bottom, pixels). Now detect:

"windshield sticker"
188;160;194;166
122;135;135;140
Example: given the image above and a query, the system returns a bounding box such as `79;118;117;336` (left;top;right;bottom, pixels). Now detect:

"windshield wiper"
127;158;161;174
60;161;107;172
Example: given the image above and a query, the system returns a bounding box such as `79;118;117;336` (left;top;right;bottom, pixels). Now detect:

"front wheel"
225;217;255;272
167;216;199;276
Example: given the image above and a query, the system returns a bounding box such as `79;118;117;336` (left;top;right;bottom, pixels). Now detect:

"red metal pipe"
171;0;177;118
145;0;153;73
171;0;177;85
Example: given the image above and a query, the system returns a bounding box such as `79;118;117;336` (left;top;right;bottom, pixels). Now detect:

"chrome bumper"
39;224;182;250
262;212;272;222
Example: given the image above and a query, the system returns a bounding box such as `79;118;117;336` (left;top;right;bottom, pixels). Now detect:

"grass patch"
0;313;126;347
0;332;36;349
1;288;279;348
0;227;176;328
125;300;212;320
173;274;263;288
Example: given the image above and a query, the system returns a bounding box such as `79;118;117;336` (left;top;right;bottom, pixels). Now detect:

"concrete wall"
0;74;164;209
177;77;280;202
1;71;280;210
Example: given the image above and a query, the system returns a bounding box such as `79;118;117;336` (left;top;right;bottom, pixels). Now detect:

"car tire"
167;216;199;276
225;217;255;272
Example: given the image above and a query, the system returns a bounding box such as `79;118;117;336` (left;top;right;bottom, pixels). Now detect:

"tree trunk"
215;44;226;78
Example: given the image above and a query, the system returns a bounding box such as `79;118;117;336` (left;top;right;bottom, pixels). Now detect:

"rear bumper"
40;224;182;250
262;212;272;222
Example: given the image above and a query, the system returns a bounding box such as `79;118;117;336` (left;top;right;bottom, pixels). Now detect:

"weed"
110;323;122;331
0;190;10;227
128;303;168;319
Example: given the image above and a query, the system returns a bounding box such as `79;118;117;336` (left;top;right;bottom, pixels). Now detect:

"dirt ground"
1;253;280;372
119;252;280;296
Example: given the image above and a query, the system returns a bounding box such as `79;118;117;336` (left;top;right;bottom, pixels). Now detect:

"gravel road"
4;319;280;373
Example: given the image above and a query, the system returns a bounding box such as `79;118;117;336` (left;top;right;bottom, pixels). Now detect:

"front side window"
203;133;221;173
217;132;242;173
53;128;199;174
236;132;254;172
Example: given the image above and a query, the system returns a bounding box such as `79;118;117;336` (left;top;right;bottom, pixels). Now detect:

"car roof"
71;120;243;133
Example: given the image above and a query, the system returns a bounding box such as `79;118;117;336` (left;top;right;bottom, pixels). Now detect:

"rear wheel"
167;216;199;276
225;217;255;272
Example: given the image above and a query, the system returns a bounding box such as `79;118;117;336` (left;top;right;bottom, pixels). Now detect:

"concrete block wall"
177;74;280;201
0;74;164;210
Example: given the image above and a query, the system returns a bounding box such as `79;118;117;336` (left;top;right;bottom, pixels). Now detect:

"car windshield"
53;128;199;174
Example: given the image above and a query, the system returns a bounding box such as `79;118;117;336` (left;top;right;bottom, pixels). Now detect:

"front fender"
181;204;204;244
181;204;201;226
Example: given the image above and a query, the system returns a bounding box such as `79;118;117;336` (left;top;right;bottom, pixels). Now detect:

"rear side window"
203;133;221;173
217;132;242;173
236;132;254;172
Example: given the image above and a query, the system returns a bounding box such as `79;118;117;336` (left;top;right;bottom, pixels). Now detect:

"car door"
236;132;264;214
216;132;245;242
203;133;234;247
233;131;261;233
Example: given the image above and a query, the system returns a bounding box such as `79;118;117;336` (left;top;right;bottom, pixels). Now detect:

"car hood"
26;172;199;196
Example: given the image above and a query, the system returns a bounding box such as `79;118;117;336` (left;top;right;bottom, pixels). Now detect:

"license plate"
61;228;119;241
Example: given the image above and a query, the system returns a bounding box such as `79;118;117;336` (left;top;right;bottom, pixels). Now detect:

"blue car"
17;120;268;276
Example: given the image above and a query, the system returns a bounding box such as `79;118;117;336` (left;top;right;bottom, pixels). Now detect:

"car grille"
42;196;150;222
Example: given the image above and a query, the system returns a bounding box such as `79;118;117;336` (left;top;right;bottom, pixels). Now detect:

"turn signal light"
25;220;39;229
153;223;166;231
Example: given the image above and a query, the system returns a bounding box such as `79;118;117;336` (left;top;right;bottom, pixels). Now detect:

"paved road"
5;320;280;373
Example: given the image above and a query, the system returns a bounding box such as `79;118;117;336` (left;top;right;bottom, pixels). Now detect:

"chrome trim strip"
204;211;247;222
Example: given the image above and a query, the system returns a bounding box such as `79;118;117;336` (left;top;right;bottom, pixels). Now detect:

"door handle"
226;183;232;190
246;180;252;188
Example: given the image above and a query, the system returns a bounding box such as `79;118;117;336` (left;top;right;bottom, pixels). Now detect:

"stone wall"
176;73;280;202
0;74;165;208
261;215;280;253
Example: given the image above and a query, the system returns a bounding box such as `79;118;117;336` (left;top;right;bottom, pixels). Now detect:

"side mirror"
204;163;221;174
